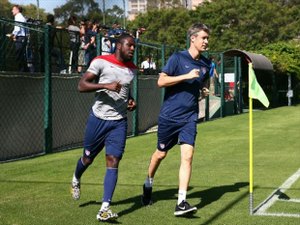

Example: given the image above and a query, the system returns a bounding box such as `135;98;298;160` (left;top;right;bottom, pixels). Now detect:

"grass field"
0;105;299;225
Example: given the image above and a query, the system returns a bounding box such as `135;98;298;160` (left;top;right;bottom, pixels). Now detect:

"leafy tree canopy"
129;0;299;51
53;0;102;24
258;41;300;79
0;0;47;22
0;0;14;19
128;7;192;48
128;0;299;76
53;0;125;27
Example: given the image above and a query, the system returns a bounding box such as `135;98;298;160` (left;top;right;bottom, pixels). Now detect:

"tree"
258;41;300;79
258;40;300;103
53;0;102;24
53;0;126;27
0;0;13;19
105;5;125;27
129;0;299;52
0;0;46;22
22;4;47;22
128;8;192;48
191;0;299;51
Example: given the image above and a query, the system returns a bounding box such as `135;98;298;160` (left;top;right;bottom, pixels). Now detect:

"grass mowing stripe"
0;106;299;225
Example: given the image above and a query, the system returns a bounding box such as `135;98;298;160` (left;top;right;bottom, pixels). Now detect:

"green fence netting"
2;17;266;162
0;72;164;162
0;18;177;162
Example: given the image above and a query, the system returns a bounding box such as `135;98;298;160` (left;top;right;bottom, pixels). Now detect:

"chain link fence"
0;17;177;162
2;16;278;162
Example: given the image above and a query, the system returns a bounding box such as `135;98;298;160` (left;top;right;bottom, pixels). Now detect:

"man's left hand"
127;99;136;111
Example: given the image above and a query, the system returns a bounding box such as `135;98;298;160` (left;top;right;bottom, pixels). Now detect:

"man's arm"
78;71;121;93
157;69;200;88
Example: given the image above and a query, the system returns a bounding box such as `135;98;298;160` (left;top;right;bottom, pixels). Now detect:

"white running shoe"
96;208;118;221
71;179;80;200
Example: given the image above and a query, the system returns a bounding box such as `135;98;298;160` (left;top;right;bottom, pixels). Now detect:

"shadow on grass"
79;182;248;220
191;182;249;209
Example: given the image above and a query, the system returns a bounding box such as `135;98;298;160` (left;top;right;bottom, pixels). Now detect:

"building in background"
128;0;147;20
128;0;205;20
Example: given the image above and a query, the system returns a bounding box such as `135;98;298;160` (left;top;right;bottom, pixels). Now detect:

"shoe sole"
141;195;153;206
70;187;80;200
174;207;197;216
96;215;118;221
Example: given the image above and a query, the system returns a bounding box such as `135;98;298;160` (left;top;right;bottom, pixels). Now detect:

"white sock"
144;177;154;188
72;174;80;183
100;202;110;211
177;190;187;205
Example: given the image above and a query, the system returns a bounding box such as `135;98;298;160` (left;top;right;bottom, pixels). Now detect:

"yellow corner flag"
248;62;270;215
248;63;270;108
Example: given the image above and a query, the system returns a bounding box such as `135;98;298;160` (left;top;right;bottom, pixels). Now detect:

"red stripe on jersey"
92;54;137;69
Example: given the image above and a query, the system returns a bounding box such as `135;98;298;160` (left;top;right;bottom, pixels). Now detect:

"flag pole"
249;96;253;215
248;61;269;215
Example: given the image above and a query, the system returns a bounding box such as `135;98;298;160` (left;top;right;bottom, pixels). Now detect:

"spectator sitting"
140;56;156;75
101;29;111;55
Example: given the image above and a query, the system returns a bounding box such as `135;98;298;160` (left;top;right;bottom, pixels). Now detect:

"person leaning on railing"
10;4;28;72
67;15;81;73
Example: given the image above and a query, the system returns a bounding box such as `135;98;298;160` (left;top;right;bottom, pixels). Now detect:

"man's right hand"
187;69;200;79
105;81;122;93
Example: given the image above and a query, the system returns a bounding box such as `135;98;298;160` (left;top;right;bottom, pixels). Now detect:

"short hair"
46;14;55;24
115;33;134;45
187;23;210;38
13;5;23;13
68;15;77;26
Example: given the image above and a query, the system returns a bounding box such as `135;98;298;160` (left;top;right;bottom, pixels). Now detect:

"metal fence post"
234;56;238;114
238;57;243;113
44;24;52;154
96;33;101;56
220;53;225;117
132;38;139;136
160;44;166;105
205;94;210;121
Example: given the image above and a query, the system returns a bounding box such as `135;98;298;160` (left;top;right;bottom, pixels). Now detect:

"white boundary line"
278;198;300;203
253;168;300;218
255;212;300;218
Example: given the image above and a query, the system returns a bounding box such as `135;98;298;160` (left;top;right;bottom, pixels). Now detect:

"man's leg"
71;113;104;200
97;155;119;221
71;155;93;200
178;144;194;201
142;149;167;205
97;119;126;221
174;144;197;216
148;149;167;178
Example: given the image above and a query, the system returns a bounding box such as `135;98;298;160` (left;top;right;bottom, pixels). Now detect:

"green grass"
0;105;299;225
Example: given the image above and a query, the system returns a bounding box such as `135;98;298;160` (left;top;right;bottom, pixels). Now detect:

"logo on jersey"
159;143;165;149
85;149;91;156
200;67;207;75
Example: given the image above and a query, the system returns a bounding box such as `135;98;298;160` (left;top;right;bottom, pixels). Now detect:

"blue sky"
9;0;68;13
9;0;124;14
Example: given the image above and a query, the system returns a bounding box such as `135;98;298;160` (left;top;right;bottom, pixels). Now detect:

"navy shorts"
157;117;197;151
83;112;127;159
